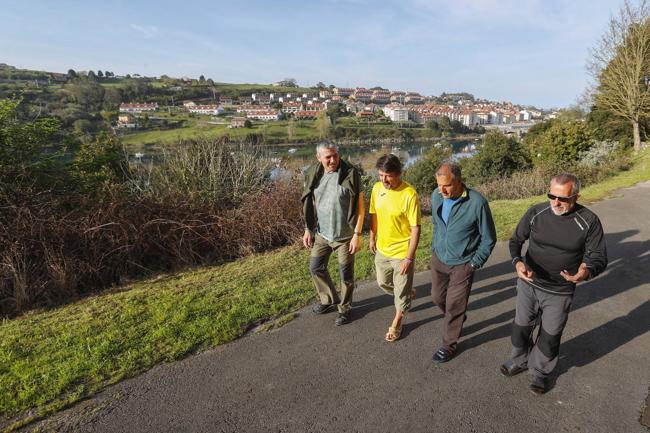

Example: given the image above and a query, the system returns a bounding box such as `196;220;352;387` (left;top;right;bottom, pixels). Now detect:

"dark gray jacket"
301;159;361;232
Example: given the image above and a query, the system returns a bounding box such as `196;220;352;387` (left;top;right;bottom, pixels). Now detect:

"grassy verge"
1;149;649;430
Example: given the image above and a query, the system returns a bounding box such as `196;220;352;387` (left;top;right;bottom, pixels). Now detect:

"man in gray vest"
301;141;365;326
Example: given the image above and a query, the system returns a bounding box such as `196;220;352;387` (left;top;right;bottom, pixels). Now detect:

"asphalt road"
28;182;650;433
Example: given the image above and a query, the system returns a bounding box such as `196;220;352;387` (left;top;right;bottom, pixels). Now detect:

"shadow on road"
458;230;650;380
355;230;650;380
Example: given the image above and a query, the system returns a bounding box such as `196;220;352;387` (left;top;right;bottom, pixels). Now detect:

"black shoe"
500;360;527;377
530;376;549;394
432;347;454;364
312;303;336;314
334;312;351;326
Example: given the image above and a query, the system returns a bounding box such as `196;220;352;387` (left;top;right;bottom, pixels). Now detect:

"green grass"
120;120;322;147
1;148;649;430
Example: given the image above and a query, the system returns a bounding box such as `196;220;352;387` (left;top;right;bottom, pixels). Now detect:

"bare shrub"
128;138;274;208
472;168;548;200
0;179;303;317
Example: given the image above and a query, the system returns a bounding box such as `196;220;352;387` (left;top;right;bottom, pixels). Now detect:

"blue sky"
1;0;622;108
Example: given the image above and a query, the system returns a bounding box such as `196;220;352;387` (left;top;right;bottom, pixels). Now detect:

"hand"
560;263;590;283
515;261;533;282
369;237;377;255
302;230;313;249
399;259;412;275
348;234;361;254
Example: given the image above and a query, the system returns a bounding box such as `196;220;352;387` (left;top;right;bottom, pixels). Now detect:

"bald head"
436;162;464;199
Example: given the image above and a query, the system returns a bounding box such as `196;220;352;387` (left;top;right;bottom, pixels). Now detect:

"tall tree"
589;0;650;153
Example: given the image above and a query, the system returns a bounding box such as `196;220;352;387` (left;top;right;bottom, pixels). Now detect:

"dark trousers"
509;279;573;378
430;251;475;351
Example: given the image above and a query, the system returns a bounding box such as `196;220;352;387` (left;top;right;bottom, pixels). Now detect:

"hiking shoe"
312;303;336;314
334;312;351;326
530;376;549;394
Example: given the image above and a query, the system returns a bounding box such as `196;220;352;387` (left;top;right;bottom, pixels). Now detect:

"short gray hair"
436;161;462;180
551;173;581;195
316;140;339;155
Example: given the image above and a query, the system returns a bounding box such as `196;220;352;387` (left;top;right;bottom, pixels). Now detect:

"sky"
0;0;624;109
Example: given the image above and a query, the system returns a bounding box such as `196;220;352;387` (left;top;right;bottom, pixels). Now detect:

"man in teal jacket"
430;162;496;363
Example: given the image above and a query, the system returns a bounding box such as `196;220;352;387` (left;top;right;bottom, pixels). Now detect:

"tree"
0;98;61;186
97;70;104;78
316;112;332;138
87;70;97;81
589;0;650;153
287;119;296;140
464;131;531;185
524;119;592;168
244;119;252;128
404;144;453;197
199;75;206;83
67;69;77;80
316;81;326;89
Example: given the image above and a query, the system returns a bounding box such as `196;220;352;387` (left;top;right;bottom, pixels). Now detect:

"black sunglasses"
547;193;577;203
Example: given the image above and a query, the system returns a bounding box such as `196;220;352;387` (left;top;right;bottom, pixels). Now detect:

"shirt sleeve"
369;182;378;215
406;190;421;227
471;200;497;268
582;214;608;278
509;205;535;266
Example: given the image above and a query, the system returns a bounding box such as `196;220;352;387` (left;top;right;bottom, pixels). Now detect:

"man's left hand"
349;234;361;254
560;263;590;283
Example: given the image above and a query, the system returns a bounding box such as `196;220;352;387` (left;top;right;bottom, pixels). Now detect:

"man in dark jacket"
501;173;608;394
301;141;364;326
430;162;497;363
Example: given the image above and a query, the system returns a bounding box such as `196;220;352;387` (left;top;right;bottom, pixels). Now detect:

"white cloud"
130;24;160;39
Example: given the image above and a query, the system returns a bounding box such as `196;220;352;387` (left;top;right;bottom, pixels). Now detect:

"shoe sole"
500;365;527;377
530;386;548;395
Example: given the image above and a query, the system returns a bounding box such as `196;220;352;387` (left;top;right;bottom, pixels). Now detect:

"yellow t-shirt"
369;181;421;259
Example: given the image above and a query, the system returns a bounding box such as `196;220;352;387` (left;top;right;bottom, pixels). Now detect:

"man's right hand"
515;261;533;282
302;230;313;249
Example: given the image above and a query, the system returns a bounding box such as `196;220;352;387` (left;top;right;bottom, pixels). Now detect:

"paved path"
30;183;650;433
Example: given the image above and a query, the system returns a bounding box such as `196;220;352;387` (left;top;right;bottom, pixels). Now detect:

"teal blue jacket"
431;185;496;268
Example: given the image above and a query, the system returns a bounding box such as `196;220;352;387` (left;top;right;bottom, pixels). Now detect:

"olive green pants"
309;234;354;313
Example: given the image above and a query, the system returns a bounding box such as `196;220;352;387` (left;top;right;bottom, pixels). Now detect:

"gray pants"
509;279;573;379
309;234;354;313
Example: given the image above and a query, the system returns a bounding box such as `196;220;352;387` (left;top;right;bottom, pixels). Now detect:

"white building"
188;105;224;115
119;103;158;113
382;105;410;122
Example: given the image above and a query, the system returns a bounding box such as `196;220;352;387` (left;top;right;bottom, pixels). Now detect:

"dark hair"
436;161;462;180
375;154;402;174
551;173;581;195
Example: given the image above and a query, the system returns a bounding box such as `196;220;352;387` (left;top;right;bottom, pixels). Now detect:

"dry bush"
472;168;548;200
0;180;303;317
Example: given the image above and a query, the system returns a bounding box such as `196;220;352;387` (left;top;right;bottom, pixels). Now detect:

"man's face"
548;180;578;215
316;147;340;173
436;172;463;199
378;170;401;190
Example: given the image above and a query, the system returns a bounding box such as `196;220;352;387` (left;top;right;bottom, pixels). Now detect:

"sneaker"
334;312;351;326
312;303;336;314
432;347;454;363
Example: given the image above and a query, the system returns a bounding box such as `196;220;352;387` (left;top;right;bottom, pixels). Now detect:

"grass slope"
1;149;649;430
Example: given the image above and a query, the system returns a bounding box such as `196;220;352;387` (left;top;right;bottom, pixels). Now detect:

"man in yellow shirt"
369;154;421;342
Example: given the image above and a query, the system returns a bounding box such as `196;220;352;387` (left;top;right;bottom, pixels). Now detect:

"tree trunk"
633;119;641;153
